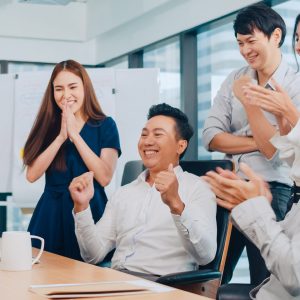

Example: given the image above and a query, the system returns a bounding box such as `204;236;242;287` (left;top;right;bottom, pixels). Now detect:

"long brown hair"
23;59;106;170
292;14;300;72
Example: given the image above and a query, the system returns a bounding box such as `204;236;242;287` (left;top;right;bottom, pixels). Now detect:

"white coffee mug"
0;231;44;271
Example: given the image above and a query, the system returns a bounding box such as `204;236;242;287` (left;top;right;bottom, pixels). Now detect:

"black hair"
292;14;300;72
147;103;194;159
233;3;286;47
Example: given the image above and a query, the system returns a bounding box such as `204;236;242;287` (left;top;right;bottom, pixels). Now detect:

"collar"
246;56;288;90
137;164;184;183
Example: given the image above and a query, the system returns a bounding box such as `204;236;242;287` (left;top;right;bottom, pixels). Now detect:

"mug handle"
30;235;45;265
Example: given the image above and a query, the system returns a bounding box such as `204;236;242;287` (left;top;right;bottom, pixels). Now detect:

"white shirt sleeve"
231;197;300;296
73;197;117;264
172;179;217;266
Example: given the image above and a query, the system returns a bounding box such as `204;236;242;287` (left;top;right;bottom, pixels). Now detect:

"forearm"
26;136;65;182
174;217;217;265
276;116;291;136
283;102;300;128
246;106;277;159
74;206;114;264
72;133;117;187
173;186;217;265
209;132;258;154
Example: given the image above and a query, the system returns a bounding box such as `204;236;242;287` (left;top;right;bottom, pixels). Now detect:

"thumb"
239;163;261;181
271;78;284;93
87;171;94;182
168;163;174;172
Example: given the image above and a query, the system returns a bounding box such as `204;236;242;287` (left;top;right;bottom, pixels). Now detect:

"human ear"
272;28;282;47
177;140;188;155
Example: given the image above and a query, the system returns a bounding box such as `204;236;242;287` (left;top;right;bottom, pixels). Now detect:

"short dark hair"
292;14;300;71
147;103;194;159
233;3;286;47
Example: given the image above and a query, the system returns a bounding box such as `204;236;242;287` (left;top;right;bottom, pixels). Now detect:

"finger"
216;198;235;211
204;176;238;201
246;83;270;96
216;167;238;180
206;171;237;188
239;163;262;181
86;171;94;182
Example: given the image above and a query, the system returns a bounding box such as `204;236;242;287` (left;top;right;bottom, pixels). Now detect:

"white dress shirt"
74;166;217;276
230;123;300;299
271;120;300;186
231;197;300;300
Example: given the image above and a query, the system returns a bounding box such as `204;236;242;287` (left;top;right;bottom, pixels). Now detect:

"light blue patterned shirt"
202;59;300;185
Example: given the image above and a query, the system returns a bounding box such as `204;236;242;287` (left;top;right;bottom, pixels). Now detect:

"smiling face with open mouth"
138;115;186;175
237;28;279;73
53;70;85;117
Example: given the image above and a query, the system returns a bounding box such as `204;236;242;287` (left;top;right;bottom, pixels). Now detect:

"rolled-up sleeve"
202;72;235;150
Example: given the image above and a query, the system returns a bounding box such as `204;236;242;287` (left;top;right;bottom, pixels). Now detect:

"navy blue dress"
28;117;121;261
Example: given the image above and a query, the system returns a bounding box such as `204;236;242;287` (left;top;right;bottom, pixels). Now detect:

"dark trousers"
222;181;291;285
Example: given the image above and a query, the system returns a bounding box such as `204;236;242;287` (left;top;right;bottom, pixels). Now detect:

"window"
105;56;129;69
143;37;181;108
273;0;300;69
8;62;55;73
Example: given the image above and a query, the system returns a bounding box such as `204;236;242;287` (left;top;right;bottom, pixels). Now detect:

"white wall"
0;0;258;64
92;0;258;63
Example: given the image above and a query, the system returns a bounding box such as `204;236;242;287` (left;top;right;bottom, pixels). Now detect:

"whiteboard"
0;74;15;192
1;68;159;207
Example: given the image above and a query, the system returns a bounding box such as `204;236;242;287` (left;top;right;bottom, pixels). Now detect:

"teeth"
145;150;157;155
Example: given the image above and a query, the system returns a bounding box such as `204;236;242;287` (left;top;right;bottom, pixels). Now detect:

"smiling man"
70;103;217;279
202;3;300;285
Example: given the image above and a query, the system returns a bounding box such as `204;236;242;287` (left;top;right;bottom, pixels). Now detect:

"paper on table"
29;280;173;298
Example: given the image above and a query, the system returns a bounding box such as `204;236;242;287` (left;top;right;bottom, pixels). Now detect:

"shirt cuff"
231;196;274;233
171;203;194;234
202;127;224;151
73;206;94;227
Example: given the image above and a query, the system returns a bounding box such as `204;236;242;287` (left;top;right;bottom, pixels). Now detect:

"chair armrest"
156;269;221;285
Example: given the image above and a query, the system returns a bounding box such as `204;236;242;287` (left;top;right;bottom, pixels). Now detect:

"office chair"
217;283;254;300
156;160;233;299
121;160;144;186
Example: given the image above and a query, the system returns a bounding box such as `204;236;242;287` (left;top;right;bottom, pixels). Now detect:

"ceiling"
5;0;86;5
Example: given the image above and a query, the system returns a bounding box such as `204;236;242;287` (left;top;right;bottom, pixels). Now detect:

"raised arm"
232;76;277;159
204;164;300;296
67;109;119;187
232;197;300;296
243;80;300;135
70;172;116;264
202;72;258;155
155;166;217;265
26;107;67;182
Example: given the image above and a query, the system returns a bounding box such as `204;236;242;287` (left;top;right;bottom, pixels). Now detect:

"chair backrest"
121;160;144;186
179;160;233;272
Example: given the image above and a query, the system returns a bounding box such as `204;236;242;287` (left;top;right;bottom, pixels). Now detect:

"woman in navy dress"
23;60;121;261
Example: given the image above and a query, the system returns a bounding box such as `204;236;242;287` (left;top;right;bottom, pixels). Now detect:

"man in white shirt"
69;103;217;278
204;163;300;300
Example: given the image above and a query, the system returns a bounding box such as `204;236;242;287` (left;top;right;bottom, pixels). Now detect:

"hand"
65;104;80;140
232;75;252;105
69;171;94;213
243;79;298;121
203;163;272;211
154;164;184;215
58;102;68;142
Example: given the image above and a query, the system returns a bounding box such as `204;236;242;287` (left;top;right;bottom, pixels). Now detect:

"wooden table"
0;250;214;300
